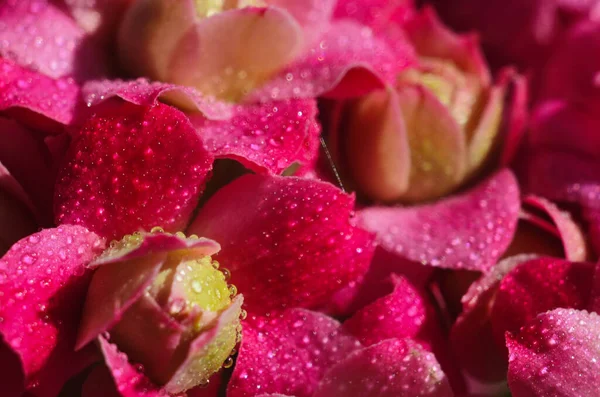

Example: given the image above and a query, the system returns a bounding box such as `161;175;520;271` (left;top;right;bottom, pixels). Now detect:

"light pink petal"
314;338;454;397
0;0;107;80
491;257;595;348
507;308;600;397
342;275;431;347
82;78;233;120
55;101;214;241
359;169;520;272
0;58;79;127
450;254;537;382
267;0;336;46
98;335;167;397
193;99;320;175
0;225;105;396
247;20;414;101
522;195;588;261
228;309;361;397
188;175;374;317
404;7;491;84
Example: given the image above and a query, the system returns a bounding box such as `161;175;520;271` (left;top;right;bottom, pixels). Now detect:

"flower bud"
118;0;303;101
77;228;243;393
344;8;516;203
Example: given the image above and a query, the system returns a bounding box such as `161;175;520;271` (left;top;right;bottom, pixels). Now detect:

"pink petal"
507;308;600;397
194;99;320;175
82;78;233;120
188;175;374;317
491;257;595;348
498;69;528;167
314;338;454;397
0;117;55;224
342;275;431;346
267;0;336;46
247;20;414;101
98;334;167;397
450;254;536;382
539;20;600;104
54;101;214;241
0;58;79;127
404;7;491;84
359;169;520;272
0;225;104;396
334;0;416;30
227;309;361;397
522;195;588;261
0;168;38;255
0;0;107;80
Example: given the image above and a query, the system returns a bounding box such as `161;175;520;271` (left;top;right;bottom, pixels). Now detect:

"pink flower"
316;4;527;318
426;0;600;73
116;0;412;102
0;96;373;396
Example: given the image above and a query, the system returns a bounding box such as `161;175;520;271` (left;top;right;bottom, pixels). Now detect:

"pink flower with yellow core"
0;91;374;396
329;7;526;204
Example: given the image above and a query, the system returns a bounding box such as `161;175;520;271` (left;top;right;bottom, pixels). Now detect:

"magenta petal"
228;309;361;397
314;338;454;397
247;20;413;101
188;175;374;317
82;79;233;120
522;195;587;261
98;335;166;397
491;257;595;347
0;58;79;127
359;169;520;272
55;101;214;241
193;99;320;174
0;225;104;396
343;275;430;346
0;0;107;80
450;255;535;382
507;308;600;397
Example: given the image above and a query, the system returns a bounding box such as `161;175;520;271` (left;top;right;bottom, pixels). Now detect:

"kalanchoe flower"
76;228;243;395
0;225;243;396
332;8;526;203
116;0;412;102
425;0;600;73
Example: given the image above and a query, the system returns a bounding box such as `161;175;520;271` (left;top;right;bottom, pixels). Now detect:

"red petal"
507;309;600;397
228;309;361;397
491;257;595;348
188;175;374;317
82;78;233;120
194;99;320;175
55;101;213;241
0;225;104;396
0;58;79;127
314;338;454;397
0;0;107;80
359;169;520;272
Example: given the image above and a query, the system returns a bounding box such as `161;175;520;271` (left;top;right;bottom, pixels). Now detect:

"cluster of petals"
2;0;600;396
